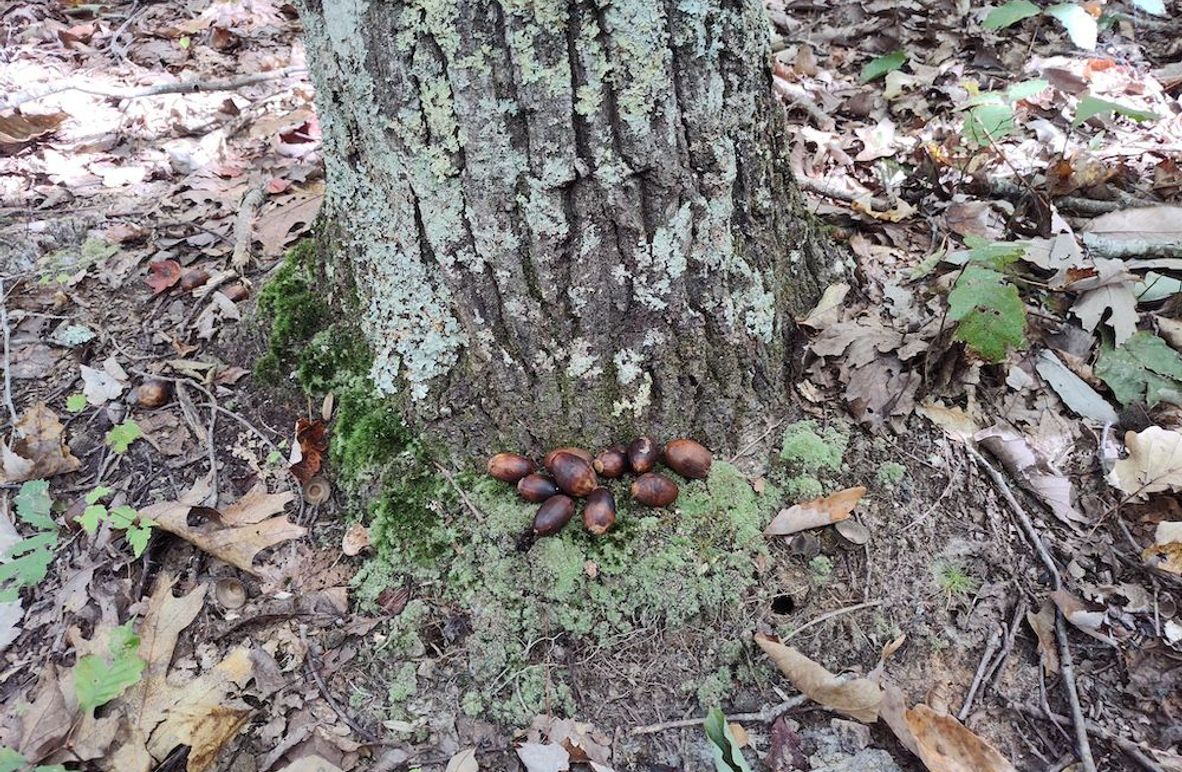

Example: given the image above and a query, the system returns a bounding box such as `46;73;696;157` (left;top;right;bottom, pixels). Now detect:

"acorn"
487;452;534;483
222;283;250;302
663;439;712;479
628;436;660;474
532;495;575;537
136;378;171;408
631;472;678;508
517;473;560;503
549;451;598;497
593;446;628;479
583;487;617;536
544;446;593;470
179;267;210;291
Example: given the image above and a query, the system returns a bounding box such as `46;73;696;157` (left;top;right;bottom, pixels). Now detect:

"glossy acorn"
663;439;712;479
583;487;617;536
549;451;598;497
593;447;628;479
136;378;171;408
544;446;593;470
179;267;209;291
628;436;660;474
487;452;534;483
533;495;575;537
517;473;560;503
631;472;679;508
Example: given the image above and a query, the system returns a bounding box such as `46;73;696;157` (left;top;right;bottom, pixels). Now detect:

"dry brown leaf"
1143;520;1182;576
1;402;81;482
1108;427;1182;497
341;523;370;556
916;400;980;443
0;110;67;146
444;748;479;772
275;758;346;772
975;426;1086;525
905;704;1017;772
141;496;306;577
798;282;850;330
764;486;866;537
17;666;75;763
1025;600;1060;674
754;633;882;722
877;682;919;757
1050;589;1116;646
1085;205;1182;241
220;482;295;526
256;192;322;256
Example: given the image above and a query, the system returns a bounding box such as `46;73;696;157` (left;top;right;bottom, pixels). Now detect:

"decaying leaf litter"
0;0;1180;770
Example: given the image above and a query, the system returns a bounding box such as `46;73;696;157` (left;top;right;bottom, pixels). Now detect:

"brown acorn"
487;452;534;483
136;378;171;408
544;446;593;470
517;473;560;503
631;472;678;508
628;436;660;474
583;487;617;536
593;446;628;479
179;267;210;291
222;283;250;302
663;438;712;479
549;451;598;497
533;495;575;537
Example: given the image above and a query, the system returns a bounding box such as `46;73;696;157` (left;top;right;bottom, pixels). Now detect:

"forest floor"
1;1;1181;771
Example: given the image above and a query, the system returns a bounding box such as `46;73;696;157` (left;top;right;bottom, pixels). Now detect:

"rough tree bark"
297;0;838;459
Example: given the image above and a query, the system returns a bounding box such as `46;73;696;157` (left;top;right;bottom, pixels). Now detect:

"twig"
1010;703;1167;772
794;175;895;213
632;694;810;735
0;278;18;429
231;186;266;270
958;626;1002;721
300;627;379;743
434;462;486;521
783;599;883;641
729;418;786;464
3;66;307;110
968;446;1096;772
985;597;1027;688
1080;233;1182;259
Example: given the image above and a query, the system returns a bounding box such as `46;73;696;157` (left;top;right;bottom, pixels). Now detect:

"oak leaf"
764;487;866;537
904;704;1017;772
0;403;81;483
754;633;882;723
1107;426;1182;497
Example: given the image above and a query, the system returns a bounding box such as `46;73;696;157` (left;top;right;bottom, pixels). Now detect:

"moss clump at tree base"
256;240;788;726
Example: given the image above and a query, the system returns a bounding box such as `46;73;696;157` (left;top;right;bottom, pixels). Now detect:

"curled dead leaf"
904;704;1017;772
764;486;866;537
1;403;81;483
1108;427;1182;497
754;633;882;723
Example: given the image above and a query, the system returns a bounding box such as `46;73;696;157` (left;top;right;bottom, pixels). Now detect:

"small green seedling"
105;420;142;454
936;563;977;602
78;488;155;558
74;622;146;714
0;481;59;602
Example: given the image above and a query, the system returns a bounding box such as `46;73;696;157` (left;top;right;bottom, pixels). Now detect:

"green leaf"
65;393;88;412
78;505;105;535
1095;332;1182;406
0;533;58;600
84;487;112;506
983;0;1041;29
13;480;53;531
964;103;1015;146
859;50;907;83
704;708;754;772
107;506;138;530
105;420;142;454
1046;3;1098;49
0;746;25;772
960;235;1029;270
125;523;153;558
1072;94;1159;126
1007;79;1050;102
1130;0;1166;14
948;265;1027;361
74;622;145;714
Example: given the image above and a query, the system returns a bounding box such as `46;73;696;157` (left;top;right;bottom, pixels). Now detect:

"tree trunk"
297;0;837;460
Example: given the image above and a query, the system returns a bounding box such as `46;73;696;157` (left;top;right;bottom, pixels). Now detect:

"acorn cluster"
486;437;713;541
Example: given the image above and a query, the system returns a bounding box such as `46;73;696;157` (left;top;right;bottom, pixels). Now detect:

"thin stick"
783;599;883;641
969;446;1096;772
3;66;308;110
300;627;379;743
1010;703;1166;772
729;418;785;463
958;626;1002;721
230;186;266;270
434;462;486;522
985;597;1027;688
0;278;17;429
632;695;810;735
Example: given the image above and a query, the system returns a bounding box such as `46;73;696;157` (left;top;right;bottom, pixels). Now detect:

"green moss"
876;462;906;487
254;241;327;385
808;555;834;584
694;666;734;709
387;661;418;703
785;474;824;501
779;420;848;472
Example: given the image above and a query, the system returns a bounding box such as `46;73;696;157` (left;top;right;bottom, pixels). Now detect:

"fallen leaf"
220;483;295;526
1143;521;1182;576
289;418;328;484
798;282;850;330
516;742;570;772
0;111;67;146
1050;589;1116;646
275;758;345;772
256;192;322;257
764;486;866;536
1107;426;1182;497
445;748;479;772
754;633;882;722
140;496;306;577
877;683;920;757
1;403;81;483
905;704;1017;772
17;666;74;763
1025;600;1060;674
916;400;981;443
341;523;370;556
1085;205;1182;242
1034;350;1118;425
80;363;125;406
1066;258;1139;346
975;426;1086;525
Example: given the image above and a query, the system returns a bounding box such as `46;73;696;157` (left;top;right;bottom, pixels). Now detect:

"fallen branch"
632;694;810;735
1010;702;1167;772
231;186;266;270
0;278;18;430
967;445;1097;772
783;599;883;641
2;66;307;110
957;626;1001;721
1080;233;1182;259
